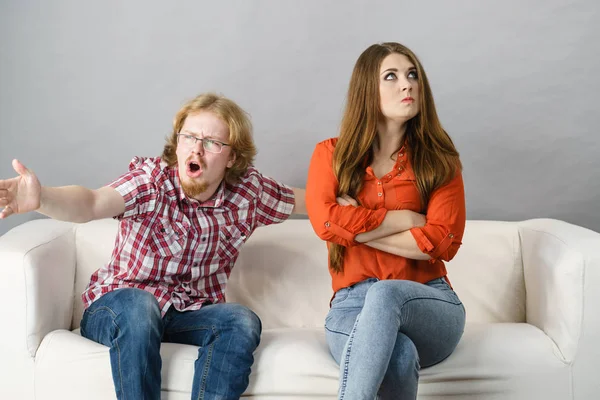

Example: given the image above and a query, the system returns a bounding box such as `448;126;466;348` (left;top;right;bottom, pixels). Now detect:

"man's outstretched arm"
0;159;124;223
291;187;307;215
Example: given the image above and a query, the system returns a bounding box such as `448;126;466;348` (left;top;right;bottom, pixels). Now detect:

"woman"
306;42;466;399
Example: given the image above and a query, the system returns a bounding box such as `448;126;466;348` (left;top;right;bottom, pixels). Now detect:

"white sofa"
1;217;599;399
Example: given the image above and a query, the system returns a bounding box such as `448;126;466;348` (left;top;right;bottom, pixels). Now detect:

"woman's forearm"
354;209;425;243
365;230;431;260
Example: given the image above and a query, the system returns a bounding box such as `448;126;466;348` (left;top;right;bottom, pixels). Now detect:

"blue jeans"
80;288;261;400
325;278;465;400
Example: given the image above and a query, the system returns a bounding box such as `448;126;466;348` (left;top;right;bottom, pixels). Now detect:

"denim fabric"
80;288;261;400
325;278;465;400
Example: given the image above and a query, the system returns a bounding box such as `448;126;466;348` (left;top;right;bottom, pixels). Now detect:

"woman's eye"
384;72;396;80
408;70;418;79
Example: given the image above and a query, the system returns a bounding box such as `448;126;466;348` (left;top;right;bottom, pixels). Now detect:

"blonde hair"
161;93;256;184
330;42;462;273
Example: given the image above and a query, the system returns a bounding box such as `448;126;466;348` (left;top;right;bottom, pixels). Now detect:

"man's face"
176;111;235;201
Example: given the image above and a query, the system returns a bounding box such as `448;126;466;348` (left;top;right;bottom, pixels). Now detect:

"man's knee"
222;304;262;341
109;288;162;333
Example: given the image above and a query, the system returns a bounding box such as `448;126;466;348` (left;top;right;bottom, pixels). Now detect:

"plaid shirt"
82;157;295;316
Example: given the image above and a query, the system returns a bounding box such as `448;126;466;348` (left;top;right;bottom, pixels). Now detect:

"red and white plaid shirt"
82;157;295;316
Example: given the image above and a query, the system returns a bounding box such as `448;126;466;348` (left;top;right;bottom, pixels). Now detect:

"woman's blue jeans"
80;288;261;400
325;278;465;400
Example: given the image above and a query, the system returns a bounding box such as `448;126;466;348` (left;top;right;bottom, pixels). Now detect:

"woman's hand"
411;211;426;227
336;195;358;207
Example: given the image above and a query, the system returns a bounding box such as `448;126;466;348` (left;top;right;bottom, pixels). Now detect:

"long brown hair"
330;42;462;273
161;93;257;184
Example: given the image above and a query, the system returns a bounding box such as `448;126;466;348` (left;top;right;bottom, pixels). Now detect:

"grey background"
1;0;599;236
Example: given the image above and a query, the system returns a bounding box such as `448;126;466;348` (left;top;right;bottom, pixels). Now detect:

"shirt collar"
364;141;408;180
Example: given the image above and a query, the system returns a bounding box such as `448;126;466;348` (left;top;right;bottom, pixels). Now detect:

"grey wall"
1;0;599;236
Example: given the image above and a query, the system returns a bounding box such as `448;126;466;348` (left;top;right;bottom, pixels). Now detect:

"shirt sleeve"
306;140;387;247
409;171;466;262
251;169;295;227
108;157;159;220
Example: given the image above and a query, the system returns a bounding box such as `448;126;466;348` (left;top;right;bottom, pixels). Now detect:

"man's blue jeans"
80;288;261;400
325;278;466;400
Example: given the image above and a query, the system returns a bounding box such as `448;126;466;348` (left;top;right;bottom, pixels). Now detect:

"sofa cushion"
445;221;525;323
72;219;118;329
71;219;526;331
34;323;569;400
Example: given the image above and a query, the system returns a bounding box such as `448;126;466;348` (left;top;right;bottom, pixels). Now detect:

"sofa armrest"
520;218;600;398
0;219;77;357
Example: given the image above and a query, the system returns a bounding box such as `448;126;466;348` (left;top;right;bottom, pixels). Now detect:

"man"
0;93;306;399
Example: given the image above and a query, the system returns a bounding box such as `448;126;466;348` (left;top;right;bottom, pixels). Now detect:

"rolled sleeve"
323;207;387;245
306;139;387;247
108;157;158;219
251;169;295;227
409;172;466;261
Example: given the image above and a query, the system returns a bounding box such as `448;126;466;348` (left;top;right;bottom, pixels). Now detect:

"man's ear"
227;151;237;168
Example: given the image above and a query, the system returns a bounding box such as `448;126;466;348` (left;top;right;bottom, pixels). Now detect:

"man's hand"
336;195;358;207
0;159;41;219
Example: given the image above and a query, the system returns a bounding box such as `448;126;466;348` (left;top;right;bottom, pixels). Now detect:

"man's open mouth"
185;159;204;178
189;162;200;172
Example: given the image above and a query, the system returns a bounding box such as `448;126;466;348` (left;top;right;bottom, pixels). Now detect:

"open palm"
0;160;41;219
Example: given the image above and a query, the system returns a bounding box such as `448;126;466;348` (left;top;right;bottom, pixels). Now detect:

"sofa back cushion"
230;219;526;329
446;220;525;324
226;220;332;330
71;218;525;330
72;219;120;329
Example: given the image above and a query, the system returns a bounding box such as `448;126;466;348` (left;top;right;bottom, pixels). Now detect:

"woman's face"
379;53;420;123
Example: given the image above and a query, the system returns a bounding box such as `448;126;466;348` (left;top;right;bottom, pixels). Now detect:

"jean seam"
325;326;351;336
197;325;219;400
87;306;127;399
401;294;463;307
85;305;118;319
339;313;360;400
168;326;211;334
112;321;126;400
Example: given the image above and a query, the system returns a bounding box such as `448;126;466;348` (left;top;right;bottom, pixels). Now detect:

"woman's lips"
401;97;414;103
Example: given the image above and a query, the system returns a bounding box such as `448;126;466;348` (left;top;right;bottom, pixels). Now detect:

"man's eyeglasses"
176;133;231;154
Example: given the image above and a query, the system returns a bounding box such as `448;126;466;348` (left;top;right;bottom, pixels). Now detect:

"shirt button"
387;174;391;178
377;193;383;197
201;236;207;242
193;262;199;267
325;222;331;228
399;153;404;157
449;233;454;238
377;181;381;185
197;207;201;211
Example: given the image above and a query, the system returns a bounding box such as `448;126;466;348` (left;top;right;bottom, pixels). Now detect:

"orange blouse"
306;138;466;293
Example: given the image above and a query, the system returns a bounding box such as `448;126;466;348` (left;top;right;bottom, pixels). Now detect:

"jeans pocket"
330;287;349;306
427;278;463;305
